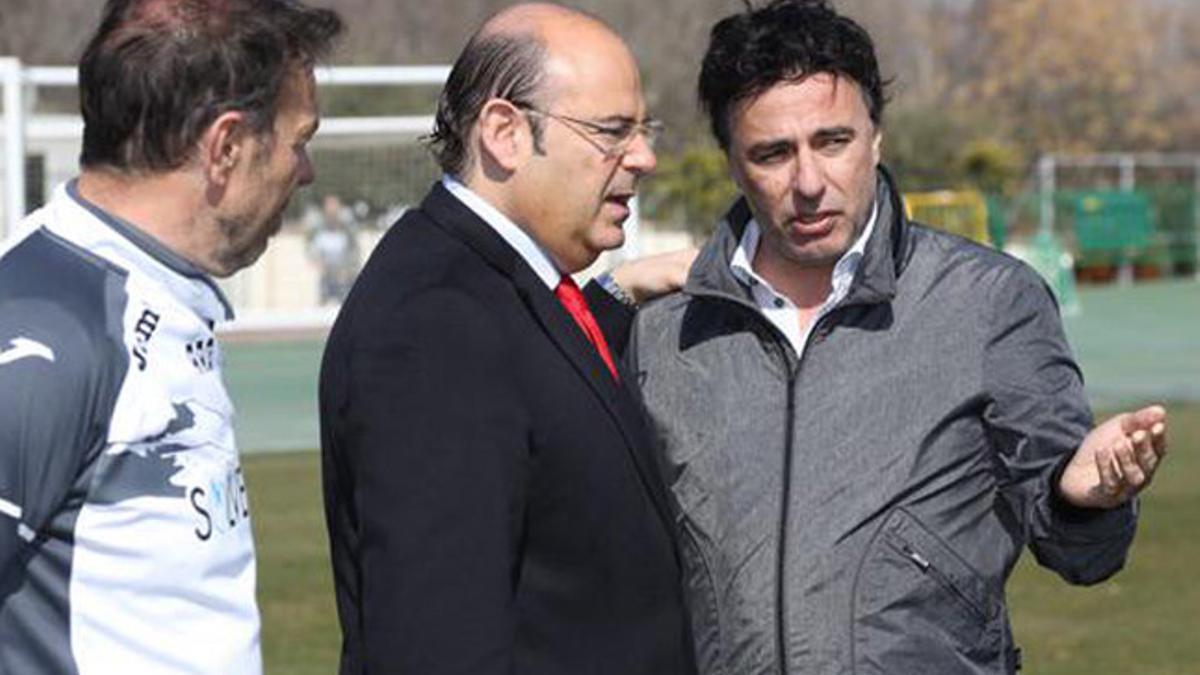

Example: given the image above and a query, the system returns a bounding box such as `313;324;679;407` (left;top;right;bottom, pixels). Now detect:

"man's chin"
245;238;273;267
213;241;270;278
595;229;626;255
780;231;856;266
782;247;846;269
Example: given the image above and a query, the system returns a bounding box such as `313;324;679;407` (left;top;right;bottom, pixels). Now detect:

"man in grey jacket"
632;1;1169;673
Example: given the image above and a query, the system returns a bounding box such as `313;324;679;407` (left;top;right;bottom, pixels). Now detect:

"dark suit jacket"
319;183;693;675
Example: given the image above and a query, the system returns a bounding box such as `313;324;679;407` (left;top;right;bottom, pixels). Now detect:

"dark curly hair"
79;0;343;172
699;0;888;149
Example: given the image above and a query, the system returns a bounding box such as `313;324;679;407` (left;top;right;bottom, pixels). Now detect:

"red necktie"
555;276;619;381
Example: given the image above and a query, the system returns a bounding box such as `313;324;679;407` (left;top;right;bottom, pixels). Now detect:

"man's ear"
475;98;531;173
200;110;251;185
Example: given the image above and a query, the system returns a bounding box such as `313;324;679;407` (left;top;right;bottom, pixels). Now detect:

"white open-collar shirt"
729;201;878;357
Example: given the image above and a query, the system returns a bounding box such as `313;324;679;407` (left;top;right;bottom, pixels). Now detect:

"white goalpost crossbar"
0;61;644;251
1;60;651;335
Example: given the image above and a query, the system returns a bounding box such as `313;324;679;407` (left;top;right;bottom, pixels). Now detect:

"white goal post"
0;62;450;236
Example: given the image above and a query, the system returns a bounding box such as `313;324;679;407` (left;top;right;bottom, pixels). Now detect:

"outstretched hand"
609;248;698;305
1057;405;1168;509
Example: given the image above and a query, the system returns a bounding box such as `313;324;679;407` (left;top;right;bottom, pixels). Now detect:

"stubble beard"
213;213;276;277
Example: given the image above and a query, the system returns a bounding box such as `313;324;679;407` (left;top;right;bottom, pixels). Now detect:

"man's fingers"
1095;446;1124;500
1114;436;1146;490
1132;429;1160;476
1075;408;1168;508
1150;421;1168;457
1120;404;1167;435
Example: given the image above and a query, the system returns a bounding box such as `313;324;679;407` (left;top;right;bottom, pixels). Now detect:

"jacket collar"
684;165;909;310
440;175;561;289
420;181;523;280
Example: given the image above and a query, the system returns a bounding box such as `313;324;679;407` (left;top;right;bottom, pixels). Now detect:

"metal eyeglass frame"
514;102;664;159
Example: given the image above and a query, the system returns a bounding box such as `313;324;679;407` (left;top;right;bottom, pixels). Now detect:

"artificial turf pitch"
246;404;1199;674
224;279;1200;454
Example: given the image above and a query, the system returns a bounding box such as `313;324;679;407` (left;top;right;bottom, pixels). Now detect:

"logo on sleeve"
186;337;217;373
0;337;56;366
131;308;161;371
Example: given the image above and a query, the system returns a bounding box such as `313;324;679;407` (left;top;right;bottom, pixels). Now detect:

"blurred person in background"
319;4;695;673
0;1;342;673
631;1;1169;673
307;193;361;305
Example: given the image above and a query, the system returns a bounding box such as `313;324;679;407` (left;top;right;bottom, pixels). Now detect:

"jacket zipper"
776;365;797;675
892;538;991;624
690;296;833;675
775;311;831;675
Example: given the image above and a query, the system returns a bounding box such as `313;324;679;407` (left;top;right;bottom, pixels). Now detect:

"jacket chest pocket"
852;508;1008;674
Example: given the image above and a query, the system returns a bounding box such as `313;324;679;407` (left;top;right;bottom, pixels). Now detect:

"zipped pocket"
851;508;1005;674
885;533;993;624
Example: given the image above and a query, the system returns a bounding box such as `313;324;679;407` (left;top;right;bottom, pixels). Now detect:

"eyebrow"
812;126;857;141
589;114;637;127
747;139;794;156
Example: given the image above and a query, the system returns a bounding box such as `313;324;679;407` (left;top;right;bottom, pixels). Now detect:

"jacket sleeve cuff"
1042;454;1138;534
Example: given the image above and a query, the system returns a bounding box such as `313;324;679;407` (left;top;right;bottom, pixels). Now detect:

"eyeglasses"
515;103;664;159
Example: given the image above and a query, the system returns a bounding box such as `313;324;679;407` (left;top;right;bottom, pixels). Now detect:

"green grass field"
245;404;1200;674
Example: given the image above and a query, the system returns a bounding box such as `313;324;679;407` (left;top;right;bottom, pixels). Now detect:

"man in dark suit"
319;4;694;674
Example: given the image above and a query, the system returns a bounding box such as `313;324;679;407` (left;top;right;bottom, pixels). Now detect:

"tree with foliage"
644;141;737;239
959;0;1168;154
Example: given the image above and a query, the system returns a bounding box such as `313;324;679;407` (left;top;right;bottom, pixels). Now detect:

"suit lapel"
420;183;675;532
420;182;519;278
513;271;675;531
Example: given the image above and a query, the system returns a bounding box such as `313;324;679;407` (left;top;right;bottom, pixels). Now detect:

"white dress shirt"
442;175;561;290
729;202;878;358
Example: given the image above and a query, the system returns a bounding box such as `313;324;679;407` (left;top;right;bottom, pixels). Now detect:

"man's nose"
297;151;316;187
621;131;657;176
791;155;825;199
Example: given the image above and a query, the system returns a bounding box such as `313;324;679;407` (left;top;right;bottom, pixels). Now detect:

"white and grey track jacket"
0;181;260;674
632;169;1137;675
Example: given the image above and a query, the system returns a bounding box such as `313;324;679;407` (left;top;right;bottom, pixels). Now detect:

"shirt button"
774;298;784;308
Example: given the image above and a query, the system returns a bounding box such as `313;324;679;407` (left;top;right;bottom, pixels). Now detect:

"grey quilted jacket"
631;169;1137;675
